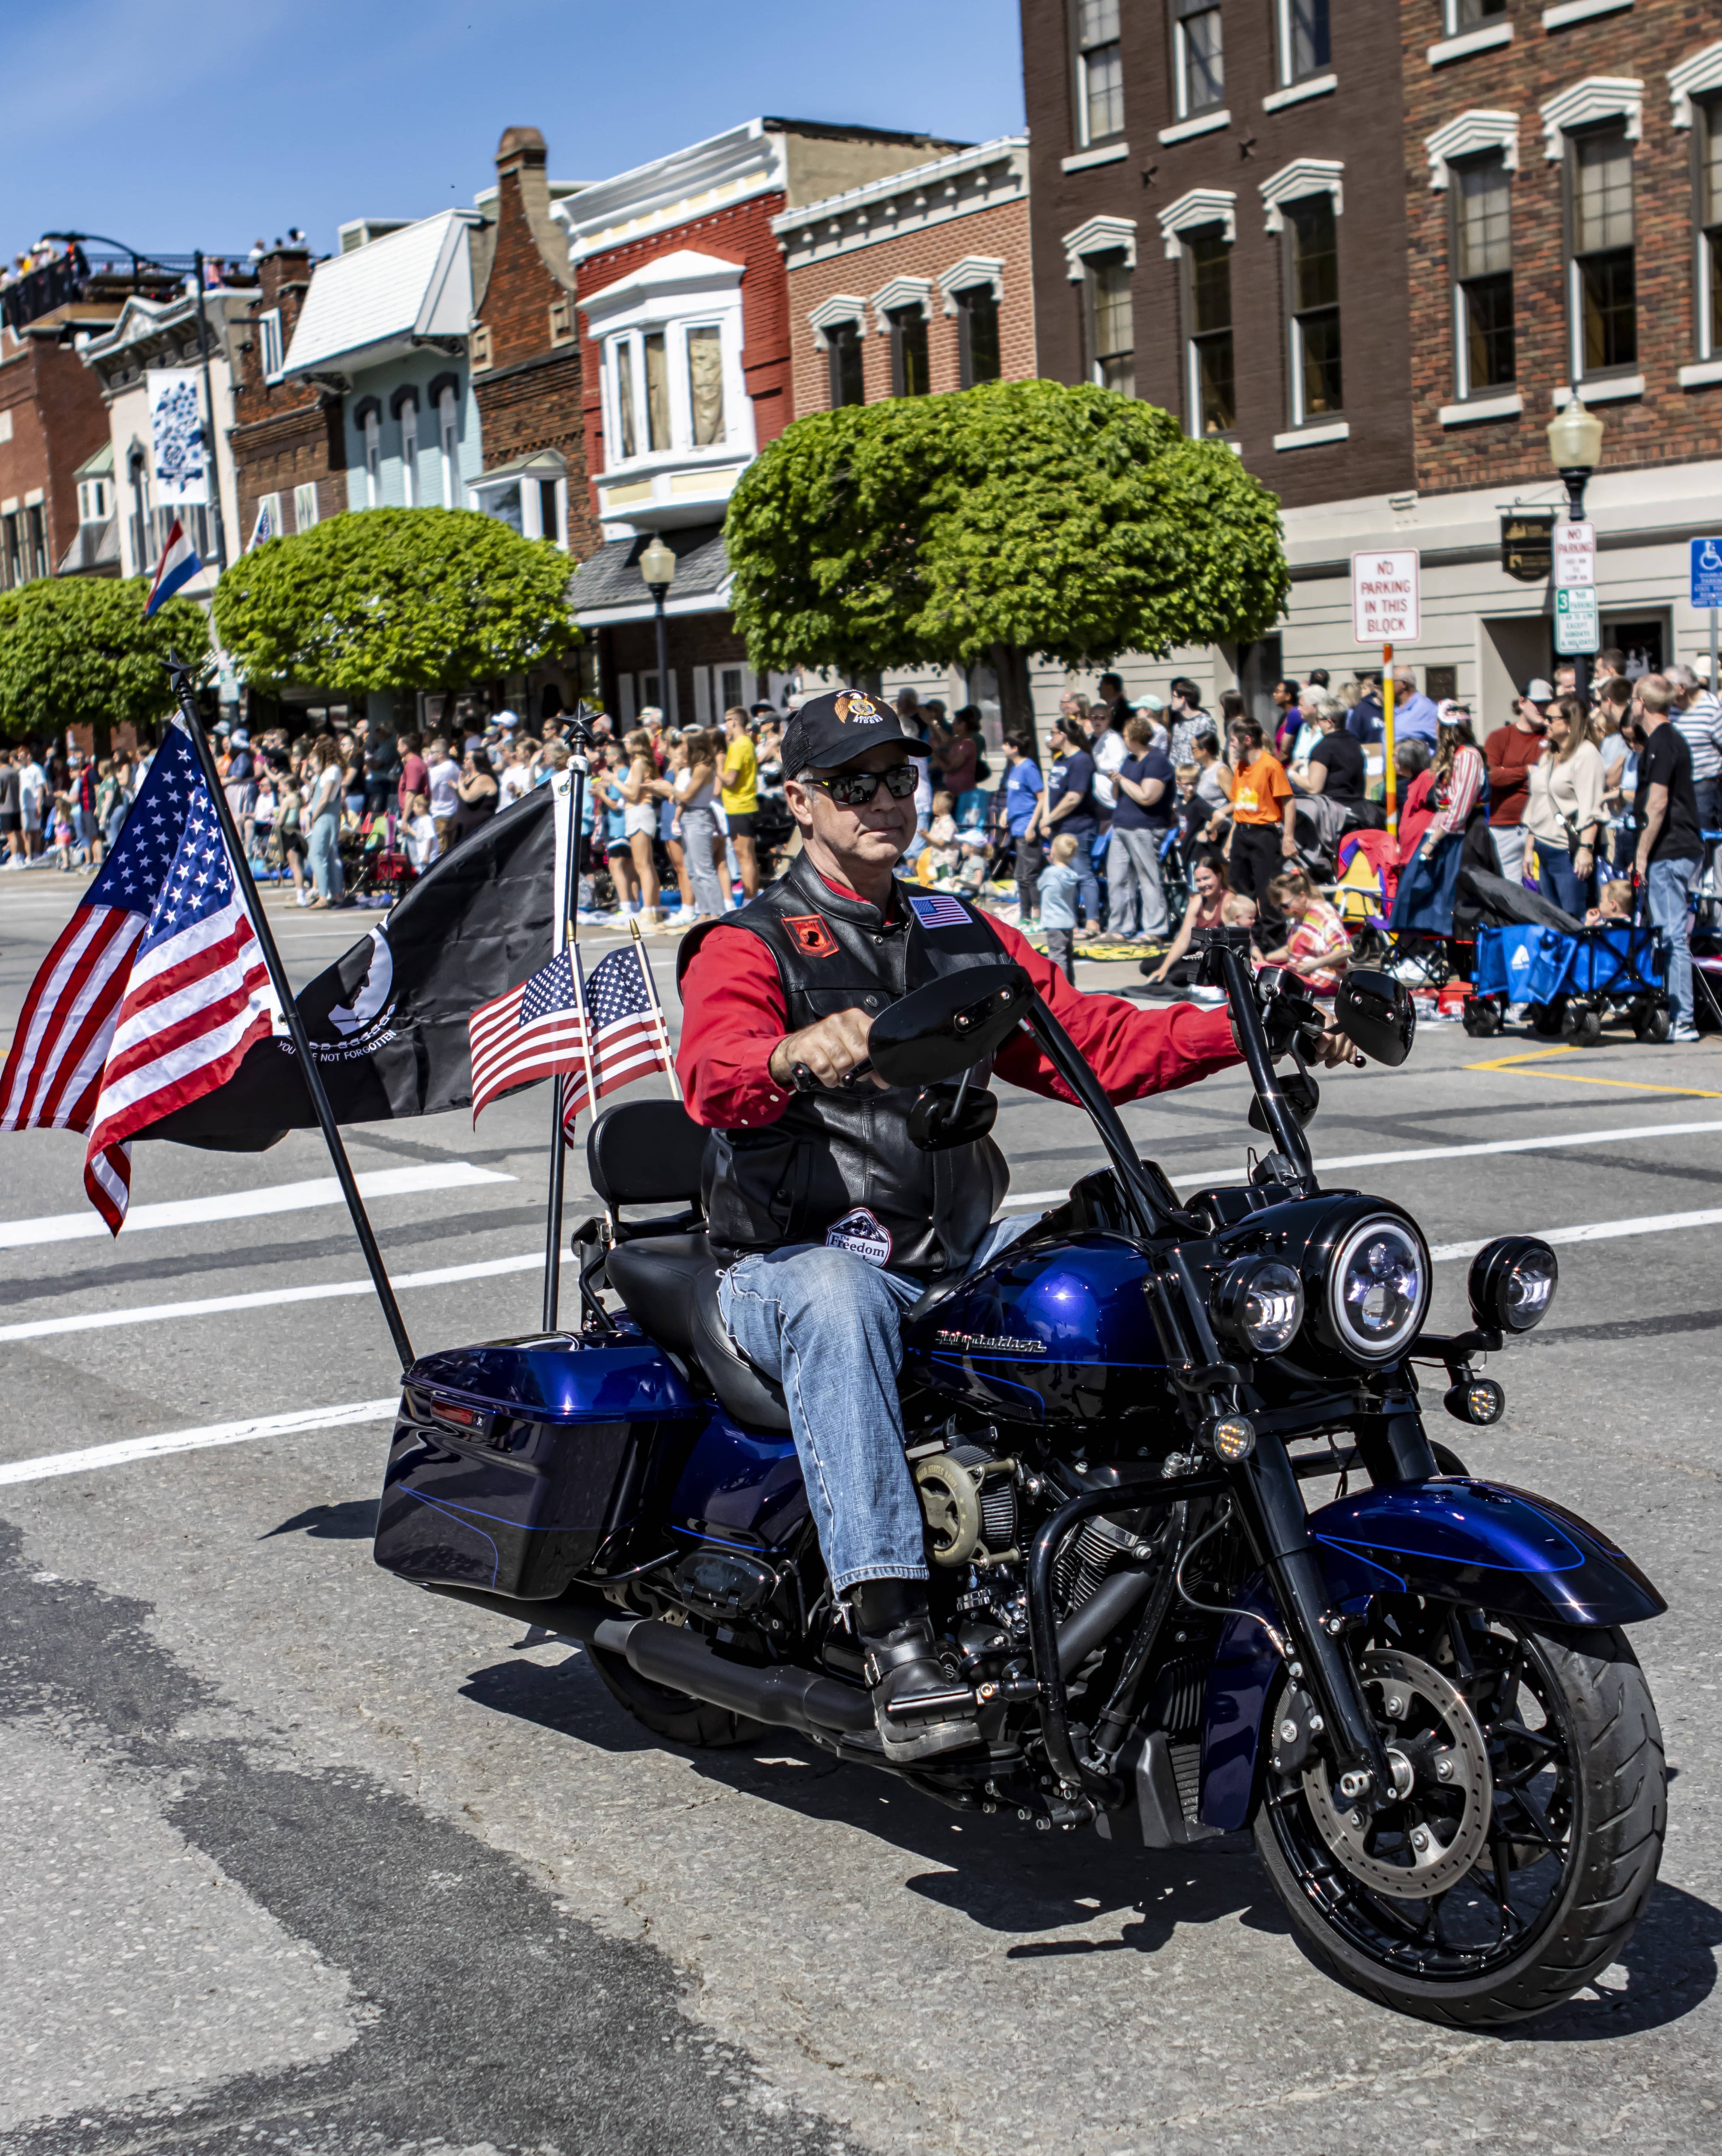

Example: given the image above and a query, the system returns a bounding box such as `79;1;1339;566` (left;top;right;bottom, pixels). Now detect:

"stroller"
1460;868;1669;1043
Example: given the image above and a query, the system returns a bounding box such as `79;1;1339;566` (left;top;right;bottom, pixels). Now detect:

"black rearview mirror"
1335;969;1417;1068
868;962;1032;1087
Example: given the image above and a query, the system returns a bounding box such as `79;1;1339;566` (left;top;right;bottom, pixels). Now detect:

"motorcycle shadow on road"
465;1647;1721;2037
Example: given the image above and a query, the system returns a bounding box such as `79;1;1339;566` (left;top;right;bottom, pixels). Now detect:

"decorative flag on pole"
467;947;587;1124
0;726;275;1231
144;515;203;616
560;933;678;1141
247;498;276;552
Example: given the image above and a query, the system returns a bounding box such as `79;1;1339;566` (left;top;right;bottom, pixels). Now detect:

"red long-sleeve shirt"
676;874;1240;1130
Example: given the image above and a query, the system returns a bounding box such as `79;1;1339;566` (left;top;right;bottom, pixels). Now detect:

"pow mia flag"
138;784;558;1151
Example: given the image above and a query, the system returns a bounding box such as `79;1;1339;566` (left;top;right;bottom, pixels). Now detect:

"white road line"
0;1250;547;1343
998;1118;1722;1207
0;1398;400;1488
1428;1207;1722;1263
0;1162;514;1250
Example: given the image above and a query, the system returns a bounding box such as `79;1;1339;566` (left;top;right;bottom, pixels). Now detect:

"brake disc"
1302;1649;1492;1901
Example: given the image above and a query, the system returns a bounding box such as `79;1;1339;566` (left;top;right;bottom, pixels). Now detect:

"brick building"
0;299;122;590
559;117;965;723
227;242;347;549
775;135;1034;416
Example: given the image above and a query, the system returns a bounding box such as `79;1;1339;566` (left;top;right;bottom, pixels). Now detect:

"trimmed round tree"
0;576;210;749
725;378;1289;734
212;506;578;702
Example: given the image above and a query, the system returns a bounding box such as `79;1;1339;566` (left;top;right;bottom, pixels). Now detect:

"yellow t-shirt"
721;735;758;816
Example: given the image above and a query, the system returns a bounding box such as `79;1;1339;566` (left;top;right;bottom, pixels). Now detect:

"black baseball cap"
781;688;926;777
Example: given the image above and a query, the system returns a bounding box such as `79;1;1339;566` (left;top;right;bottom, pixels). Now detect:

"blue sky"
3;0;1026;261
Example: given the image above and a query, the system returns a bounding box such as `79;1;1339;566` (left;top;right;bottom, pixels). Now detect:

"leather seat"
605;1232;793;1435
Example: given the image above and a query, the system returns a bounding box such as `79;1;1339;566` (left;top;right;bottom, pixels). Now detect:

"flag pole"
627;915;682;1103
164;653;415;1372
542;713;591;1333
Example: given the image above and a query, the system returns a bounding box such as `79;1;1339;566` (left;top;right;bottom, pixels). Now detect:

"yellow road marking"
1463;1044;1722;1097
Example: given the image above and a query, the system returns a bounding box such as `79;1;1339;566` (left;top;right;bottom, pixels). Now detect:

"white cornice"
772;137;1029;269
1540;76;1643;158
1156;188;1237;258
1259;158;1345;233
556;119;783;263
937;256;1005;312
807;292;867;348
869;275;933;331
1425;109;1520;188
1669;42;1722;130
1061;214;1137;280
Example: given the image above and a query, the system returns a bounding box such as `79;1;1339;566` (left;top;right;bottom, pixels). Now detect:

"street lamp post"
1545;396;1605;706
638;534;677;718
44;230;229;577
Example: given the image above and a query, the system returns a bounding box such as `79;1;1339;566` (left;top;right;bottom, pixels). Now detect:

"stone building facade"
775;136;1034;416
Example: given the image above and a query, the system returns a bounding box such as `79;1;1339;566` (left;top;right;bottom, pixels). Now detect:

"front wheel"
1253;1609;1664;2026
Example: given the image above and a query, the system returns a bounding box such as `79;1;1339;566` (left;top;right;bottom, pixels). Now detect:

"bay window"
606;318;740;459
686;324;725;443
1071;0;1124;148
1453;151;1514;395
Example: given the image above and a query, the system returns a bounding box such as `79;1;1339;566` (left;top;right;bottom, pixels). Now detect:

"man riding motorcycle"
675;689;1358;1763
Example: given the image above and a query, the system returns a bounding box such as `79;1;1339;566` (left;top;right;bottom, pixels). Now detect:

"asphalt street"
1;870;1719;2156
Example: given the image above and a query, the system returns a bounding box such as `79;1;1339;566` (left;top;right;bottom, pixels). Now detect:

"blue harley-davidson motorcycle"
373;926;1665;2026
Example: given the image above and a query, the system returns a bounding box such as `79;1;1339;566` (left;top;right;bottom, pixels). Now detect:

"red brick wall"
229;249;347;539
785;195;1035;414
0;333;111;577
1406;3;1722;496
577;190;792;517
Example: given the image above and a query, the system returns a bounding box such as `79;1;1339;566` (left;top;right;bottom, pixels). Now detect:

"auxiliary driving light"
1212;1256;1306;1353
1444;1376;1506;1427
1467;1237;1559;1336
1208;1415;1257;1463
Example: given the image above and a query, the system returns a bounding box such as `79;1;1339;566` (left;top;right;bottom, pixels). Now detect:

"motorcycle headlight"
1326;1215;1429;1362
1212;1256;1306;1354
1467;1235;1559;1335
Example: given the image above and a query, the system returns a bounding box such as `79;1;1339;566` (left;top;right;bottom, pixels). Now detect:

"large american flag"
560;942;674;1138
0;726;276;1231
468;947;587;1122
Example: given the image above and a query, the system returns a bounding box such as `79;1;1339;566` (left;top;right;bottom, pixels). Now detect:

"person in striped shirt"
1262;867;1352;994
1669;664;1722;838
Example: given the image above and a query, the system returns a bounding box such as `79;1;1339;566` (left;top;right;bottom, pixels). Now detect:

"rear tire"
1254;1616;1664;2027
587;1644;768;1748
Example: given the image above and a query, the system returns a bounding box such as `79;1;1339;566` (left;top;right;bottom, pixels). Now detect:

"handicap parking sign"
1693;537;1722;608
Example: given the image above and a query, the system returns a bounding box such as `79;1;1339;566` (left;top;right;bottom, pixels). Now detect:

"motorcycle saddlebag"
373;1333;704;1599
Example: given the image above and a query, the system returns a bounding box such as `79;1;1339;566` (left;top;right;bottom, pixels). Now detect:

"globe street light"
1545;396;1606;705
638;534;677;719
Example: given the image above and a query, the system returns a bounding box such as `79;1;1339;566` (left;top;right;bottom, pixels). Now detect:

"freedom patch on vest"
825;1205;893;1268
783;912;838;958
907;893;972;930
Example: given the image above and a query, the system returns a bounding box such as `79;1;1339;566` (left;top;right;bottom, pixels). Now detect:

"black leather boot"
850;1579;979;1764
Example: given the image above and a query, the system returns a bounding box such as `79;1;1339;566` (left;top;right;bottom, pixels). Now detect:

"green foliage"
726;378;1289;682
0;576;209;746
212;507;578;694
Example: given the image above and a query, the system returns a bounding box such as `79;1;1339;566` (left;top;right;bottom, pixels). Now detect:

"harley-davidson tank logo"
935;1329;1047;1355
833;692;881;723
783;912;838;958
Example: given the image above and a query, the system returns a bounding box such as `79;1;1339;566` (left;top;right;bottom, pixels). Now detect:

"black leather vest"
676;852;1011;1279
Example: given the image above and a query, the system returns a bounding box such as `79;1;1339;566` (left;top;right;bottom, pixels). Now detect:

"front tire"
1253;1613;1664;2026
587;1644;767;1748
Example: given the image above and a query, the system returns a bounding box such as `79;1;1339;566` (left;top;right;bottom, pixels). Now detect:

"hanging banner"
147;367;210;506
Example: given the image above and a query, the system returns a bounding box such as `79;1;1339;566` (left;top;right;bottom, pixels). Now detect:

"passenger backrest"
586;1097;708;1209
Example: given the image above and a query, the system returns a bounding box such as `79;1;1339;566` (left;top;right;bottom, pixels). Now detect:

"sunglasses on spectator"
807;764;920;805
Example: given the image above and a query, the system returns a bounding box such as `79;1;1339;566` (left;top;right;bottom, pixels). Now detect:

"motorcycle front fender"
1197;1476;1666;1832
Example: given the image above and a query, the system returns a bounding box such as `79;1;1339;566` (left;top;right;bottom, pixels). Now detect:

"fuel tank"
901;1231;1174;1428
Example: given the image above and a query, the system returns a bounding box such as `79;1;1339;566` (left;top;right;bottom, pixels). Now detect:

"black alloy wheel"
1253;1602;1664;2026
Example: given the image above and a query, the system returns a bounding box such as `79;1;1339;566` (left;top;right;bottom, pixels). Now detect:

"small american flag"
468;948;587;1123
0;726;275;1232
559;941;675;1138
907;892;972;930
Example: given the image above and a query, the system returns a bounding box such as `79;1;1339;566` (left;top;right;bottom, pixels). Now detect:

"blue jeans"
308;811;345;900
1646;855;1700;1030
1538;843;1592;919
717;1218;1032;1593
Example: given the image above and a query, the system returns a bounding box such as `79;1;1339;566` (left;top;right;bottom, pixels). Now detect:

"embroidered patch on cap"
907;893;971;929
783;912;839;958
833;692;881;723
825;1205;893;1268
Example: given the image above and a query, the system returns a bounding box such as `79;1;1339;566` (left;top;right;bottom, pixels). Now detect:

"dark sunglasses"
809;763;919;806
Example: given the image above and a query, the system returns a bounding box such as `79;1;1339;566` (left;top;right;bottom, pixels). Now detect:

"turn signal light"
1444;1377;1505;1427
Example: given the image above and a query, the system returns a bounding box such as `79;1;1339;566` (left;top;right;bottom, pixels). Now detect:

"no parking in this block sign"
1351;549;1420;646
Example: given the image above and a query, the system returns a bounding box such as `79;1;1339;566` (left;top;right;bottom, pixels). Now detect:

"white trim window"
1072;0;1124;148
1284;193;1343;425
362;406;381;509
603;314;745;469
1451;152;1515;399
257;309;284;382
1276;0;1329;87
1086;252;1134;396
1171;0;1225;121
438;387;459;508
293;482;319;531
399;397;419;507
1698;95;1722;361
1568;123;1636;380
1182;225;1235;436
77;475;109;524
1448;0;1506;27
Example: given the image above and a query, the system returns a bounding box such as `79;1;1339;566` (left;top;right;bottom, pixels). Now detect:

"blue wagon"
1463;920;1668;1043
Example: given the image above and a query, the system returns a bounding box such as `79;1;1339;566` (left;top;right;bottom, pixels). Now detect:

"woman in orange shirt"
1219;718;1298;919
